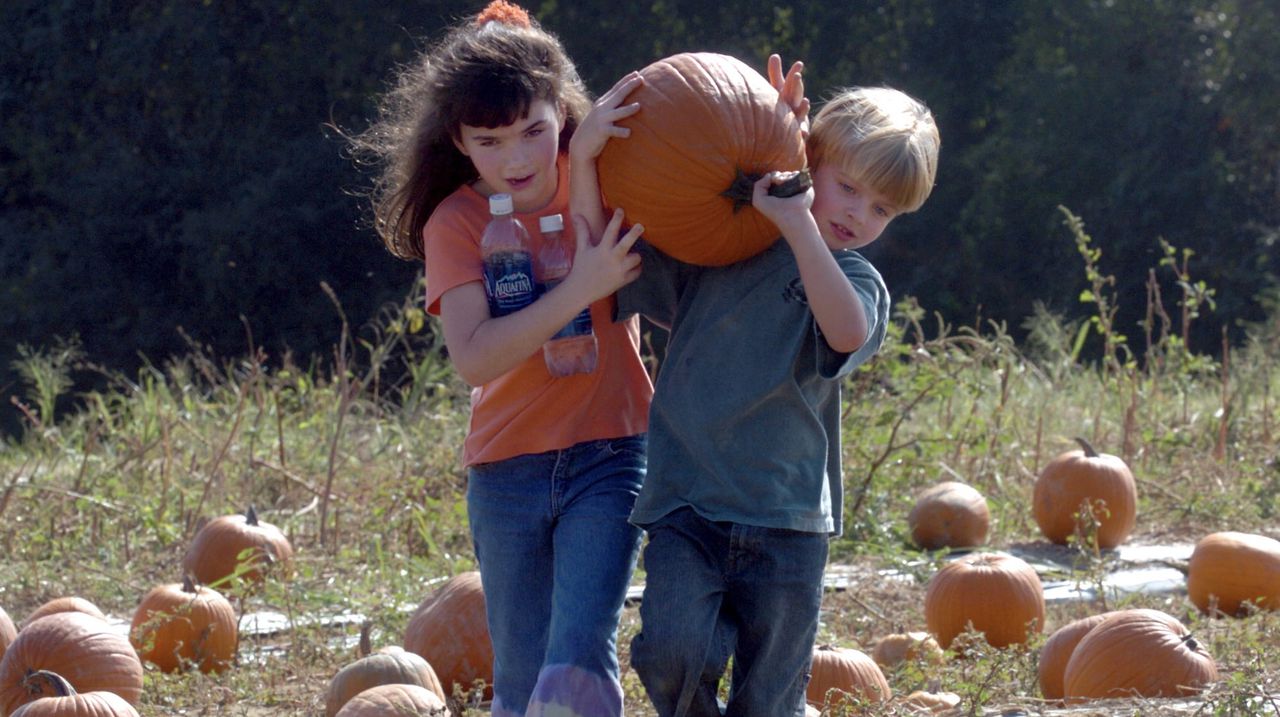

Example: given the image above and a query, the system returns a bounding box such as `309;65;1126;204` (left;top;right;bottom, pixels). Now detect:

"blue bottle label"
484;252;536;317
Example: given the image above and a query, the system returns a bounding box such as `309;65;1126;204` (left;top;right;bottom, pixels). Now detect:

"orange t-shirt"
422;157;652;467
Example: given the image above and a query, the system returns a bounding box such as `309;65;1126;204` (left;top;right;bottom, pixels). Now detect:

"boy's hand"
563;208;643;305
752;171;816;239
767;54;810;139
569;71;644;162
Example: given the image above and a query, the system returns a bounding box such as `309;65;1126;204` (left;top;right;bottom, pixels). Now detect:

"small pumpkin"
1036;613;1111;701
597;52;810;267
22;598;106;629
0;607;16;663
805;644;891;708
923;552;1045;650
333;683;448;717
1187;531;1280;616
403;571;493;701
325;647;446;717
899;688;962;715
130;575;238;673
1062;608;1217;701
0;611;144;714
907;482;990;551
8;670;139;717
182;505;294;588
1033;438;1137;549
870;630;944;668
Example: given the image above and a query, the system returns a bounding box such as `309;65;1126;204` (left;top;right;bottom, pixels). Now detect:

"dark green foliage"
2;0;1277;437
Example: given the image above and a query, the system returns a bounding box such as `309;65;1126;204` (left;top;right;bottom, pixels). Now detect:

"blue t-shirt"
617;239;890;536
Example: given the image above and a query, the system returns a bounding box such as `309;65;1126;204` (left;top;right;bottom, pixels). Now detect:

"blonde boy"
621;82;940;716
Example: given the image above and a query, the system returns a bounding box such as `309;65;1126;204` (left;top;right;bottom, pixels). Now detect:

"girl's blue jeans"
630;506;828;717
466;435;646;717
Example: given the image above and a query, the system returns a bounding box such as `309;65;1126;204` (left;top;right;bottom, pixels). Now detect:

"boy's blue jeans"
466;435;645;717
631;507;828;717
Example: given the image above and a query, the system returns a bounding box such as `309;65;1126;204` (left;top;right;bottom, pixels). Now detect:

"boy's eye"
840;183;855;193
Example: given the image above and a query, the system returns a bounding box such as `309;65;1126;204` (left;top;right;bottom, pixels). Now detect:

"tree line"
2;0;1276;432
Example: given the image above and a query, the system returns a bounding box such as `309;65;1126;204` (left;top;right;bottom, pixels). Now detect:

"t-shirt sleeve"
817;250;891;379
615;240;686;328
422;204;483;316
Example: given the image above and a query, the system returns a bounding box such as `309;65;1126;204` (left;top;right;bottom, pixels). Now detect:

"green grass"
3;222;1279;715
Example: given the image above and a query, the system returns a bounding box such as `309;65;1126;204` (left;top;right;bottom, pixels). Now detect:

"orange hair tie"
475;0;532;28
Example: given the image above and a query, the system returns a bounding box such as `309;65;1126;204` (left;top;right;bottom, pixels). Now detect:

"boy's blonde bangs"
808;88;939;214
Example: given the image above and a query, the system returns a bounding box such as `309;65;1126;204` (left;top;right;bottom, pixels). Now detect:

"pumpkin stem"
182;574;198;593
1073;437;1100;457
245;505;259;526
22;669;77;697
1180;632;1200;651
721;168;812;212
358;621;373;658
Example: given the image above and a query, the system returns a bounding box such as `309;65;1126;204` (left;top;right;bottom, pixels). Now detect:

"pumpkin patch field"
1;270;1278;716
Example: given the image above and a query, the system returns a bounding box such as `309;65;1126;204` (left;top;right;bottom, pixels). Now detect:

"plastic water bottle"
536;214;597;376
481;193;536;318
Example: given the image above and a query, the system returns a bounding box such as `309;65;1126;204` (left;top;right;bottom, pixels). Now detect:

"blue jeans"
631;507;828;717
467;435;646;717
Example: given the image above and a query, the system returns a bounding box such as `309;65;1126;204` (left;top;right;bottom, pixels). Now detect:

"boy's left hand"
569;71;644;162
752;171;815;238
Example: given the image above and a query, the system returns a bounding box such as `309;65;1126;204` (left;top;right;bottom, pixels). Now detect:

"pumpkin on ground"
8;670;140;717
1186;531;1280;616
325;647;446;717
183;506;294;589
1036;613;1111;701
403;571;493;701
333;683;448;717
1033;438;1137;549
1062;608;1217;701
870;630;944;668
129;576;238;673
0;607;15;663
0;611;144;714
597;52;810;267
907;482;990;551
899;688;962;714
805;644;891;708
21;598;106;628
923;552;1045;650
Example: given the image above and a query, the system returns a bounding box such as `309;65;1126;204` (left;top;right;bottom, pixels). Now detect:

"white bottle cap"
539;214;564;233
489;193;514;215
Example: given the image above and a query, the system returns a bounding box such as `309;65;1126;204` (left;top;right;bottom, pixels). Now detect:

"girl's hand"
752;171;815;238
767;54;810;139
563;208;643;303
569;71;644;162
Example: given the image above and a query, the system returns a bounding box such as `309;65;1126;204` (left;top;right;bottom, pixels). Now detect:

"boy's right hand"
569;71;644;162
767;54;810;139
563;208;643;305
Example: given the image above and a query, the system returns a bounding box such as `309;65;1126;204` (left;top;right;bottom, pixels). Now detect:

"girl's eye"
526;128;544;138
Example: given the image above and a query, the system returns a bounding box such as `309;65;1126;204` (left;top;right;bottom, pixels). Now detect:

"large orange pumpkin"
1062;608;1217;701
597;52;809;266
183;506;294;589
0;611;144;714
8;671;139;717
1036;613;1111;701
130;576;238;673
403;572;493;701
22;598;106;628
907;481;990;550
333;683;448;717
1186;531;1280;616
325;647;446;717
923;552;1045;650
1033;438;1137;549
805;644;891;708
